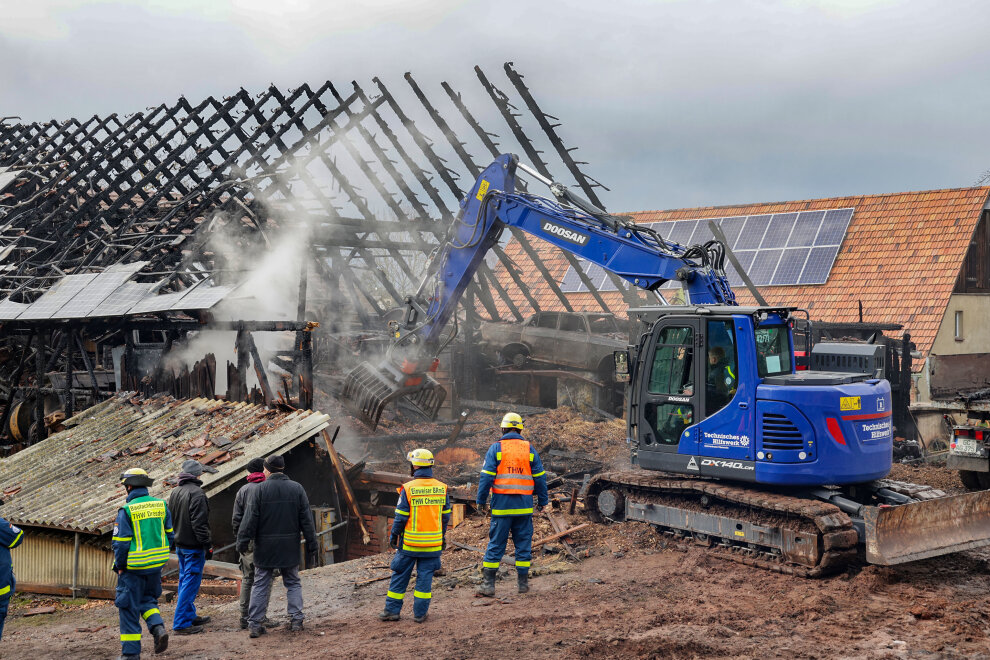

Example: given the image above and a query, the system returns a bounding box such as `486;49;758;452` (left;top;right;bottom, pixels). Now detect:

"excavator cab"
626;305;893;484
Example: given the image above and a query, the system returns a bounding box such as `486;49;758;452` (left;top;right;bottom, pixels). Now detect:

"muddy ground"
5;407;990;659
7;491;990;659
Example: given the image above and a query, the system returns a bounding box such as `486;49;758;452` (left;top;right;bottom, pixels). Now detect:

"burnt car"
479;311;628;377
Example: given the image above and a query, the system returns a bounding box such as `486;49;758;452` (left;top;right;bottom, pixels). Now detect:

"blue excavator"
343;154;990;576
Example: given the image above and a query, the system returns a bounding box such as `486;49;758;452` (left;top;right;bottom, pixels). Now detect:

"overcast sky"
2;0;989;212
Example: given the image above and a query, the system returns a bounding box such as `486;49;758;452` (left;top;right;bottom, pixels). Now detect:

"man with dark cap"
166;459;212;635
231;457;270;630
113;468;172;659
236;454;318;638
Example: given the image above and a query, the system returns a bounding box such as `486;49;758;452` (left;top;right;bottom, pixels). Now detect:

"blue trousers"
173;547;205;630
116;570;164;656
384;553;441;618
483;515;533;574
0;594;9;642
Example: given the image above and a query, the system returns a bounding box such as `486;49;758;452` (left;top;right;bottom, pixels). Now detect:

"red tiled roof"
486;187;990;359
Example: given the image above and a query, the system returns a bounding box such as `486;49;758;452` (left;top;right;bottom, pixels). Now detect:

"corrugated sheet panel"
0;393;331;535
10;533;116;591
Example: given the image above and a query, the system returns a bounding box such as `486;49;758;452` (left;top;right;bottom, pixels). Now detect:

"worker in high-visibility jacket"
379;448;452;624
112;468;174;659
476;412;549;596
0;507;24;642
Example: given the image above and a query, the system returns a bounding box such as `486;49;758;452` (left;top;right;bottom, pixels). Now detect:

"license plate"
955;436;978;455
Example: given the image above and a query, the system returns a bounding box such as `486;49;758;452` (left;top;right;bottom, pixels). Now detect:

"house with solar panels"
486;185;990;445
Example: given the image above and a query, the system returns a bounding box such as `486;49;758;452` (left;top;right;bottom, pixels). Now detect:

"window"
536;313;559;329
559;314;586;333
755;325;792;378
706;320;738;416
955;310;964;341
645;402;693;445
587;314;619;334
648;326;694;395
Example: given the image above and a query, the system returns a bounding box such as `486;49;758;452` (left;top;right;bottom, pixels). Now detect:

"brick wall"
345;505;395;559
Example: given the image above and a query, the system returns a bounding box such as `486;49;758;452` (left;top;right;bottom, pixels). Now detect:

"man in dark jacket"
236;454;317;638
166;459;212;635
231;457;270;630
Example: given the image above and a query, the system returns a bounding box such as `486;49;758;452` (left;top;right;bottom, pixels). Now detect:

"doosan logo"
541;221;589;246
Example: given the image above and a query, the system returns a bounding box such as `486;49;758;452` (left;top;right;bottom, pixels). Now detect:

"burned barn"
0;63;640;461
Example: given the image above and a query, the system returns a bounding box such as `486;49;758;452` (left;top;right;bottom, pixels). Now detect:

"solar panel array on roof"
0;262;233;321
558;208;854;292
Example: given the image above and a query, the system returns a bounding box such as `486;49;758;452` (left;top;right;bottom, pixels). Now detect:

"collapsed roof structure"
0;63;633;452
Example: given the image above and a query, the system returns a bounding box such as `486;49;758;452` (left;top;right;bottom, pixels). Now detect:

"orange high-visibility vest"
492;439;534;495
398;478;447;553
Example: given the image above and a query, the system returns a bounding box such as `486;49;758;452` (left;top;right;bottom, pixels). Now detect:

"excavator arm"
343;153;735;428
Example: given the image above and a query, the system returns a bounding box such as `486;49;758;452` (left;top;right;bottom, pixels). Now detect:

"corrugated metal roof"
0;393;331;535
0;261;236;321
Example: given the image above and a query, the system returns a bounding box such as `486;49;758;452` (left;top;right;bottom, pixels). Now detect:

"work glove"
307;550;319;568
389;534;399;550
478;503;489;515
236;542;248;555
441;535;447;551
536;504;546;513
205;547;214;561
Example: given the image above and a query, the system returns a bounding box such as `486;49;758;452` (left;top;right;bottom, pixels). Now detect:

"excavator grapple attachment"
863;490;990;565
341;361;446;430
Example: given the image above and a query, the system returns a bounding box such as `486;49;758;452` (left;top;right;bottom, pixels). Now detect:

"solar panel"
787;211;824;248
0;298;30;320
172;284;234;310
799;245;841;284
560;262;587;293
760;213;797;249
715;216;746;248
726;250;757;287
557;207;853;292
735;215;772;250
129;284;200;314
55;263;147;319
815;208;853;245
771;248;810;286
18;274;97;320
748;249;782;284
90;282;154;317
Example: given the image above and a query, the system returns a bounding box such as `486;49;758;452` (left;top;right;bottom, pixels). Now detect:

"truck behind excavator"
342;153;990;576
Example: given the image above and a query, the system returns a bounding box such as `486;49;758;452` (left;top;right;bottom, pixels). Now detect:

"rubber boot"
151;623;169;654
477;567;497;597
517;572;529;594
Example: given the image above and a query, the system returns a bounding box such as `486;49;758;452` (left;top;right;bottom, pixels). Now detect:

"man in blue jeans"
166;459;213;635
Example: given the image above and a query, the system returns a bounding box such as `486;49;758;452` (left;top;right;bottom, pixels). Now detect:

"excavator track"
587;470;859;578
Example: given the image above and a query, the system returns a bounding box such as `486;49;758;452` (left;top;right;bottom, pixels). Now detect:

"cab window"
645;402;693;445
705;320;738;416
648;326;694;395
755;325;792;377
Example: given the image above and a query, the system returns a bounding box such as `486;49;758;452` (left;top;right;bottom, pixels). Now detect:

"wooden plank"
531;523;590;549
544;511;579;561
163;581;237;596
322;427;372;545
164;555;241;580
568;487;579;515
15;582;115;600
450;503;465;529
